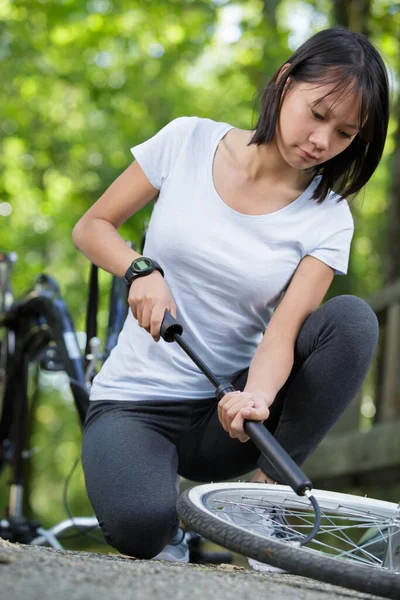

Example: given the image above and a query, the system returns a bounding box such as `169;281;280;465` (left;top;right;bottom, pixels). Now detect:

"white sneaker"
153;528;189;563
221;501;289;573
248;558;287;573
246;507;289;573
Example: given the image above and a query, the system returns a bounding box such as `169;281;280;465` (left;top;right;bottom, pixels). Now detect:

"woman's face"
275;79;362;170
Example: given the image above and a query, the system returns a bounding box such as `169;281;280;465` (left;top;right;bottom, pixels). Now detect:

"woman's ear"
276;63;291;85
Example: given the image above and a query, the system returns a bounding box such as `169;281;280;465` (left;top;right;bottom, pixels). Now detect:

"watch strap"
122;258;164;287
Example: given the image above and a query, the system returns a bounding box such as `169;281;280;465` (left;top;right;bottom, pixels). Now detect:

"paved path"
0;539;386;600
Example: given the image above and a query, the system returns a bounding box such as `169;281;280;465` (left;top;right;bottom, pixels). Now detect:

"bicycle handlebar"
160;310;313;496
9;281;89;424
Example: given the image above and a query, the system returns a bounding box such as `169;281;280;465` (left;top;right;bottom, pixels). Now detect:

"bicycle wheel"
177;482;400;599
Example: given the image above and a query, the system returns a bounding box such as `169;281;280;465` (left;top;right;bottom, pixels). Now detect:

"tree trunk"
262;0;280;28
384;96;400;283
332;0;371;35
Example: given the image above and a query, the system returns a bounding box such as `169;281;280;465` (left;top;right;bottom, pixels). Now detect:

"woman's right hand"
128;271;177;343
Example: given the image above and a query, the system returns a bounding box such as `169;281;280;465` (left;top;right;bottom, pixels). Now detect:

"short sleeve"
130;116;197;190
307;220;354;276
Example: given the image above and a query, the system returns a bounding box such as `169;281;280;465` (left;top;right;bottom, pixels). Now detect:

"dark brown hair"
250;27;390;203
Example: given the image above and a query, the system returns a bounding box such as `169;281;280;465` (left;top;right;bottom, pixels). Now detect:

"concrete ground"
0;538;387;600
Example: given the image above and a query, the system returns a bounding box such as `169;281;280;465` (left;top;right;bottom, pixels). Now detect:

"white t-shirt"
90;116;354;402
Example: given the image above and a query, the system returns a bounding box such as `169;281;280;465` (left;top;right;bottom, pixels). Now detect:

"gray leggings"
82;295;378;558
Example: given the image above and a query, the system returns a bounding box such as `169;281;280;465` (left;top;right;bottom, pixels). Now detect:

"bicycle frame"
0;254;130;543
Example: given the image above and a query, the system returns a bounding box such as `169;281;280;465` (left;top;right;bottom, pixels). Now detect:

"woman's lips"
298;147;318;160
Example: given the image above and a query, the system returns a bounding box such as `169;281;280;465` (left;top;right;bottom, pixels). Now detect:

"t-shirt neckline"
208;123;318;222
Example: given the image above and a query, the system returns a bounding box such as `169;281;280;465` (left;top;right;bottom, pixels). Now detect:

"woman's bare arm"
72;160;159;276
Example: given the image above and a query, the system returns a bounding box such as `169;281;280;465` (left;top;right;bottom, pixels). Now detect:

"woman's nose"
309;127;330;152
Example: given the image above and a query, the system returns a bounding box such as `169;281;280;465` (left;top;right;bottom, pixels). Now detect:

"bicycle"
0;249;231;563
0;251;115;545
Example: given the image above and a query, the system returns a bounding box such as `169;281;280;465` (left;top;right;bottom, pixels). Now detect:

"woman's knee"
323;294;379;354
101;504;178;559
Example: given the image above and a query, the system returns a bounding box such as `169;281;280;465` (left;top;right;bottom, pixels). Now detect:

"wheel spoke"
182;482;400;600
209;490;399;570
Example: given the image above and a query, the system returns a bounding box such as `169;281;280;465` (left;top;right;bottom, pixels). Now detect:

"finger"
218;390;241;408
140;301;153;332
225;397;254;417
229;411;250;443
134;301;141;324
129;303;138;321
223;397;254;434
219;393;248;432
150;304;165;342
128;293;138;320
219;391;250;415
218;392;241;430
223;395;254;418
168;304;177;320
241;404;270;422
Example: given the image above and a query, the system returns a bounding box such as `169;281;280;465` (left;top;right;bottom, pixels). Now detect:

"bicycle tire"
177;482;400;599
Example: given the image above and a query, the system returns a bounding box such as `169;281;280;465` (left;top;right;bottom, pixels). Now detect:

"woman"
73;27;390;567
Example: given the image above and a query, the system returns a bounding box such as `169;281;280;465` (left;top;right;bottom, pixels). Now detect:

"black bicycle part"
0;313;52;542
0;245;143;546
186;531;233;564
84;263;99;372
0;270;91;543
17;276;89;423
102;274;129;365
0;252;17;457
160;311;312;497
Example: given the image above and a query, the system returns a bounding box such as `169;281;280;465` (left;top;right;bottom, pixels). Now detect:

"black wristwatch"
122;257;164;287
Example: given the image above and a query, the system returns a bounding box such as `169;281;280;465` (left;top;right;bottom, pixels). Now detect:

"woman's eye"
312;110;324;120
311;108;352;139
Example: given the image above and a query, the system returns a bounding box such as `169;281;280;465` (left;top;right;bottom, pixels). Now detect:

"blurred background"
1;0;399;556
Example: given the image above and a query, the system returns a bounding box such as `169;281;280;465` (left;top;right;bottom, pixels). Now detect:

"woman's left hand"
217;390;273;443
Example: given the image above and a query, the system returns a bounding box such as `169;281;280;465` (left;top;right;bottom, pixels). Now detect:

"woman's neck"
239;129;314;191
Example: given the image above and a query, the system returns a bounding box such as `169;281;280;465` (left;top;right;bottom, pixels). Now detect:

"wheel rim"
191;483;400;574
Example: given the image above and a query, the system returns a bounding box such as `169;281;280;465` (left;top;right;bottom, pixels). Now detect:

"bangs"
294;68;371;141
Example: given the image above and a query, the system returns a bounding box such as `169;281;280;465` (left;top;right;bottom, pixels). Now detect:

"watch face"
134;257;152;272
